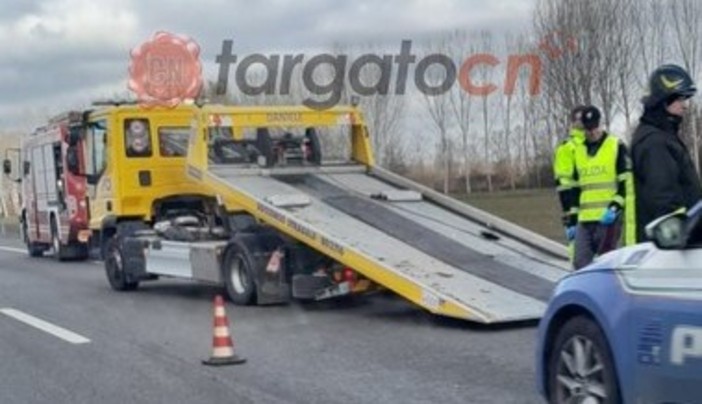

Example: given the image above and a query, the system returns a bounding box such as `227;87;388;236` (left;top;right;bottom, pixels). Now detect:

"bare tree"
325;42;408;171
448;30;476;193
633;0;672;81
420;37;454;194
476;30;496;192
614;0;640;136
671;0;702;173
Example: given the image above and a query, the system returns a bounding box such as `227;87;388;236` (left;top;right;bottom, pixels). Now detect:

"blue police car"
537;206;702;403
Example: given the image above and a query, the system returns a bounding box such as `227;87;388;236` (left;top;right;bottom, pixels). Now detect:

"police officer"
553;106;586;254
631;64;702;242
572;106;632;270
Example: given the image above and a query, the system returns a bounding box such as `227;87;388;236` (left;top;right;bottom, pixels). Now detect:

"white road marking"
0;246;28;254
0;245;101;266
0;308;91;344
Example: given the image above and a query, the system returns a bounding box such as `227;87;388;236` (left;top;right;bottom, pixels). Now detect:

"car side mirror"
2;159;10;175
68;125;82;146
66;146;82;176
645;212;687;250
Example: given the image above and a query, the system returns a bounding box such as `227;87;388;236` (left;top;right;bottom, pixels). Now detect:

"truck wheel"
548;316;620;404
222;240;257;305
51;218;70;261
23;219;43;257
104;237;139;291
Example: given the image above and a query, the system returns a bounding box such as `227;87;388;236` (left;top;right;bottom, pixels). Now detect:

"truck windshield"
159;127;189;157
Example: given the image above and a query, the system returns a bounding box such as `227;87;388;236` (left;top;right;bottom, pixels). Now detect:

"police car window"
158;127;189;157
125;119;152;158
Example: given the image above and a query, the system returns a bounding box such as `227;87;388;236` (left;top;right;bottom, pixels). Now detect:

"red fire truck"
3;112;90;260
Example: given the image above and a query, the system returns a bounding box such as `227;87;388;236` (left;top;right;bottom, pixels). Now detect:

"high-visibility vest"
553;128;585;186
624;170;637;246
574;135;622;222
554;128;585;217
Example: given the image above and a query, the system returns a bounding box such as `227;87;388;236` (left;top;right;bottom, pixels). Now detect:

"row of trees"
208;0;702;194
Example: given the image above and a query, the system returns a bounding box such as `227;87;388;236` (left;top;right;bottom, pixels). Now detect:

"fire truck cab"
3;112;90;260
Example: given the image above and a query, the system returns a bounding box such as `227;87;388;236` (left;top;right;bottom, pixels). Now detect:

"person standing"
572;106;632;269
553;106;586;257
631;64;702;242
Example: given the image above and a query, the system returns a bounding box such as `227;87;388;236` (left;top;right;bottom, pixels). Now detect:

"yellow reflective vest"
574;135;620;222
574;134;637;245
553;128;585;217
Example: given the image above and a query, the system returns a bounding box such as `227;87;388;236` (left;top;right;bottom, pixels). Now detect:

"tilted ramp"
201;163;570;324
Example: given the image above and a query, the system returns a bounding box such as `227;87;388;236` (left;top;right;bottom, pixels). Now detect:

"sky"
0;0;534;132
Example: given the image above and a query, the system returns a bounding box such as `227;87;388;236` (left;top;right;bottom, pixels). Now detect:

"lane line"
0;246;28;254
0;308;91;344
0;244;101;266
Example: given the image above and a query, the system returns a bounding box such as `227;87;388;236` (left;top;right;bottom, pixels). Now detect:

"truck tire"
104;236;139;291
51;217;70;261
222;239;258;305
22;218;43;257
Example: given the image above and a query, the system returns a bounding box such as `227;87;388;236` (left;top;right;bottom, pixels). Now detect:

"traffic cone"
202;295;246;366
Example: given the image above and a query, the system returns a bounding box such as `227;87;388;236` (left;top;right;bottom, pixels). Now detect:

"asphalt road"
0;235;546;404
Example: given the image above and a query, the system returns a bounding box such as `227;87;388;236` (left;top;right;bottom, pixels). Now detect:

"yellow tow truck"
72;103;569;324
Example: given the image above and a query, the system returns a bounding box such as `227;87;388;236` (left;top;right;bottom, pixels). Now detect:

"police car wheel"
548;316;621;404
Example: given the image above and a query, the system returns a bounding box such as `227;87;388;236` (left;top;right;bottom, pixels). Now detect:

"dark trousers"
573;221;622;270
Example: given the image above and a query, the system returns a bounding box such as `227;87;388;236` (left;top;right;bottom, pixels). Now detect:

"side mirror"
23;161;30;176
68;125;82;146
2;159;11;175
66;146;81;175
645;212;687;250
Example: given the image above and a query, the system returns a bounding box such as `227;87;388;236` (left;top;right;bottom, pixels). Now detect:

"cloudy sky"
0;0;533;131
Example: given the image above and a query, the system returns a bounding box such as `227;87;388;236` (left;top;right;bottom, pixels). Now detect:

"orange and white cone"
202;295;246;366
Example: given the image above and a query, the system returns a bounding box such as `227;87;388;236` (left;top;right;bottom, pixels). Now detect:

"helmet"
643;64;697;108
581;105;601;130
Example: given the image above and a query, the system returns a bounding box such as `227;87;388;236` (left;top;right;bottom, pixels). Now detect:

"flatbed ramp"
205;164;570;324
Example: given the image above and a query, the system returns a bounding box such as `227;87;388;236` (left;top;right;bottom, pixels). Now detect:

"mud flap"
253;245;291;305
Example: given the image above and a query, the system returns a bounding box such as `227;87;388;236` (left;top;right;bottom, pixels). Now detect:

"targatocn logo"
214;32;579;110
128;31;203;108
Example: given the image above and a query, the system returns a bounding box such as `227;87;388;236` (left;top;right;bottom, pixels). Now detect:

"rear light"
342;267;356;286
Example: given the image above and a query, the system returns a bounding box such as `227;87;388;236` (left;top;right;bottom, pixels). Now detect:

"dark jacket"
631;107;702;242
